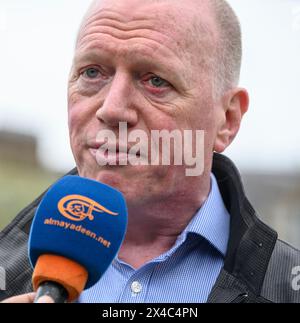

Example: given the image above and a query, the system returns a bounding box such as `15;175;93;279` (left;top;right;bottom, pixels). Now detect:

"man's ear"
214;88;249;153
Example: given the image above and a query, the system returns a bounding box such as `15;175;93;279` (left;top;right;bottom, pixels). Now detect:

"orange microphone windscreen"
32;254;88;302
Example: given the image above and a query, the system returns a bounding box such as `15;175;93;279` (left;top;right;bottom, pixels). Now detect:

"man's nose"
96;72;138;128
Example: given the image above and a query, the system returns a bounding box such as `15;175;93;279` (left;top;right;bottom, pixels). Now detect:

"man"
1;0;300;303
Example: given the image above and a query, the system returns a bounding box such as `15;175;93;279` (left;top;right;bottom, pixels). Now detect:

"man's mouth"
88;141;142;166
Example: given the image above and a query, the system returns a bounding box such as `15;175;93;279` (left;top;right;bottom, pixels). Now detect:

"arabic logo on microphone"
58;195;118;222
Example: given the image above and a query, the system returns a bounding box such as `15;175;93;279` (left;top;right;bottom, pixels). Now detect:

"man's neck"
118;177;211;269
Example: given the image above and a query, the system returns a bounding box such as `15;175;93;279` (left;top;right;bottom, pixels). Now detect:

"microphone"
28;175;128;303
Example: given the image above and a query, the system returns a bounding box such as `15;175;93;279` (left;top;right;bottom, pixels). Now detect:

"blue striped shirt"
78;174;230;303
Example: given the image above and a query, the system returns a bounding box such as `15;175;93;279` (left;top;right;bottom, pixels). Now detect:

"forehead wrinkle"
82;8;150;30
78;38;160;59
75;37;168;65
81;1;218;52
77;6;201;59
77;8;163;49
78;9;184;48
77;14;191;68
78;27;180;59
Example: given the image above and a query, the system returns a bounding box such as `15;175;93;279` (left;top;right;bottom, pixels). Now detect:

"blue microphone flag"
29;175;128;289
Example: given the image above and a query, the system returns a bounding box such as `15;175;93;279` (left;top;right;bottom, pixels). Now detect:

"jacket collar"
209;153;278;303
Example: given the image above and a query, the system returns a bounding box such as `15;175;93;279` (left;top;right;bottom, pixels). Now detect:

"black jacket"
0;154;299;303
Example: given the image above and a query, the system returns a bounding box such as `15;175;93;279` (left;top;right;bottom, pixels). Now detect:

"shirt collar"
115;173;231;268
182;173;231;257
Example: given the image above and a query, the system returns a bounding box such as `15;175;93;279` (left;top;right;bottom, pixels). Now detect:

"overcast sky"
0;0;299;172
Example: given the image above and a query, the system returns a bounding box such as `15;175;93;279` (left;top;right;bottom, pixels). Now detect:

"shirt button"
131;281;142;294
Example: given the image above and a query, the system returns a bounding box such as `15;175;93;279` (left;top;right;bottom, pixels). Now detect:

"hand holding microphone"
27;175;128;303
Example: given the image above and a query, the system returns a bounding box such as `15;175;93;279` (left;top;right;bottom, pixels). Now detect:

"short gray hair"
211;0;242;97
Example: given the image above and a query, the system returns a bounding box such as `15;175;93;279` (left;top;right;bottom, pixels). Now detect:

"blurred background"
0;0;300;247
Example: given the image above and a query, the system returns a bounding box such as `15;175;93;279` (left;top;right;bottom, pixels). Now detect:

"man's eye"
83;68;100;79
149;76;168;88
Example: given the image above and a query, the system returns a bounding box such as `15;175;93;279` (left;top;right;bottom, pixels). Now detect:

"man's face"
68;0;220;206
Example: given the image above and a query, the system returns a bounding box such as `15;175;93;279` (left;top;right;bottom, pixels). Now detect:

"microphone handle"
34;281;68;303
